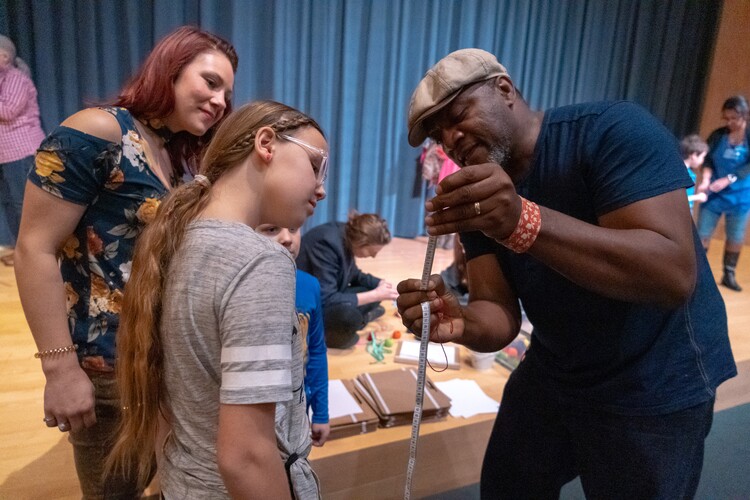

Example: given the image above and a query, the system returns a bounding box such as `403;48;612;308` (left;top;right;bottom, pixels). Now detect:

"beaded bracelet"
34;344;78;359
500;196;541;254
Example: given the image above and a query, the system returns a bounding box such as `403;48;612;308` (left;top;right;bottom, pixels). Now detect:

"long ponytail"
106;179;211;487
106;100;324;488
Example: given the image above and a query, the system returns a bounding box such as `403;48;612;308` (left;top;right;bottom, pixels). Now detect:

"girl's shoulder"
59;107;135;144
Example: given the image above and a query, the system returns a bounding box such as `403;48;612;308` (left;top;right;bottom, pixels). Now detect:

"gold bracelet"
34;344;78;359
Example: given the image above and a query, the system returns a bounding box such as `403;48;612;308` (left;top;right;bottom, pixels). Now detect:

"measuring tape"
404;235;438;499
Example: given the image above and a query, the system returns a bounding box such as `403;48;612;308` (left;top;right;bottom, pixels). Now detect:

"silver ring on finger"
474;201;481;216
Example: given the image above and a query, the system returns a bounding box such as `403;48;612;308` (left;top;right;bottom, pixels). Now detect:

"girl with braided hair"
109;100;328;499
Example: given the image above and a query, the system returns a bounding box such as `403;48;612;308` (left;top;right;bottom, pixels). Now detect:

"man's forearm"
527;198;695;308
459;300;520;352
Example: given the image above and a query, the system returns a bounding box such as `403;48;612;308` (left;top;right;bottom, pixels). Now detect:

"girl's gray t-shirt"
159;219;319;499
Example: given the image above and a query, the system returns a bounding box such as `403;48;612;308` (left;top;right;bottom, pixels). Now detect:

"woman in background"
297;212;398;349
109;100;327;498
0;34;46;266
696;95;750;291
15;26;237;497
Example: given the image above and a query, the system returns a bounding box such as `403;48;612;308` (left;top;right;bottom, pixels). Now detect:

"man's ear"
254;127;276;163
493;75;517;105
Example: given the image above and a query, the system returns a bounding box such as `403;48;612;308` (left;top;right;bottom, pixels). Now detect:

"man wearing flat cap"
397;49;736;498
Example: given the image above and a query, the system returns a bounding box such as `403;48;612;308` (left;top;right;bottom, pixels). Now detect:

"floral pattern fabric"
29;107;174;370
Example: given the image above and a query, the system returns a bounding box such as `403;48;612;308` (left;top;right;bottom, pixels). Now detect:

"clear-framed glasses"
278;134;329;185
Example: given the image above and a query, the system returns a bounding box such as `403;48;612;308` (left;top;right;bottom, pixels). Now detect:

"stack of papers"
354;368;452;427
434;379;499;418
328;379;365;419
394;340;460;370
325;379;379;440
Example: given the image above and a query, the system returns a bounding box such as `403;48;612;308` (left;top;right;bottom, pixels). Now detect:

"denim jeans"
480;359;714;500
0;155;34;246
68;373;149;499
696;204;750;245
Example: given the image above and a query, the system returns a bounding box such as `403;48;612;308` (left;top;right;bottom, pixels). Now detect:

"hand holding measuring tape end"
396;274;465;344
426;163;522;243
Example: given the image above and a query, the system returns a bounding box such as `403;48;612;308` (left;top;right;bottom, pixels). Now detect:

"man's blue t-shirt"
462;101;736;416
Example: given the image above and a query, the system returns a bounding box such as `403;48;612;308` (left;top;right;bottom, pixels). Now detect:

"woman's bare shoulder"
60;108;123;144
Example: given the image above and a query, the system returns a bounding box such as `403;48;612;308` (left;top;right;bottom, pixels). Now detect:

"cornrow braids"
225;115;319;157
200;100;325;186
226;132;258;156
271;115;317;134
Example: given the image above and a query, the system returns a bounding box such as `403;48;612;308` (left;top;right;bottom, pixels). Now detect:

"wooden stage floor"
1;237;748;498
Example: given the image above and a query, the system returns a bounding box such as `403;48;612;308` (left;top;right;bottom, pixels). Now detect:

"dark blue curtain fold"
0;0;722;237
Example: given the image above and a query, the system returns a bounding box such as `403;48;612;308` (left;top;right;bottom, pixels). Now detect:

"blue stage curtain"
0;0;722;237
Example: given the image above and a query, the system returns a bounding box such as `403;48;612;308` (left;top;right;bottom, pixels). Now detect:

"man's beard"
488;142;511;169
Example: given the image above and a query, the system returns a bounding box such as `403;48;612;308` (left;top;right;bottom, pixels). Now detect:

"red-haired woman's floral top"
29;107;180;371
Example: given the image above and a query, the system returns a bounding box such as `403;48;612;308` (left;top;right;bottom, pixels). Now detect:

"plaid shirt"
0;66;46;163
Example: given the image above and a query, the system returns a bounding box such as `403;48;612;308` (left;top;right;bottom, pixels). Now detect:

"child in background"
108;100;328;499
256;225;330;446
680;134;709;210
420;139;461;249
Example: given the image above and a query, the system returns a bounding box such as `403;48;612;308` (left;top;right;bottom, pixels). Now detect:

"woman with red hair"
14;26;237;498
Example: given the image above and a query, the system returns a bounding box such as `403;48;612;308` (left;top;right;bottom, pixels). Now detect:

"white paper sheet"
399;339;458;364
434;379;499;418
327;379;365;419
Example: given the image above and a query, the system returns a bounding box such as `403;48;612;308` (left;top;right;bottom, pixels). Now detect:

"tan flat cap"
407;48;508;147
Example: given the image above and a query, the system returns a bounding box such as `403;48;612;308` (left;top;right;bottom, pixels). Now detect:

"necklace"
142;119;175;144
